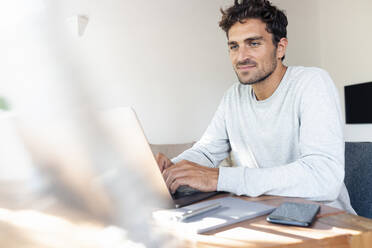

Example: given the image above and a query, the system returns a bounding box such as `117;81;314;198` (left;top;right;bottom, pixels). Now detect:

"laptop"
99;107;218;208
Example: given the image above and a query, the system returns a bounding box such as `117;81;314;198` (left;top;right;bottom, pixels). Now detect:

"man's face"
228;18;279;85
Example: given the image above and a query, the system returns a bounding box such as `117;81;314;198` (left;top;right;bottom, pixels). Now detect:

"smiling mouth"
237;65;256;71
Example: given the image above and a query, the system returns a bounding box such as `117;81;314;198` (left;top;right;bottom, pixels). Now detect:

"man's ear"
277;38;288;60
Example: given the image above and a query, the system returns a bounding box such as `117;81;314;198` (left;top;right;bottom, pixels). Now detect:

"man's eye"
250;42;260;47
229;45;238;50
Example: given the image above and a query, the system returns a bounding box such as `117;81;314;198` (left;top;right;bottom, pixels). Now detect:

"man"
156;0;355;213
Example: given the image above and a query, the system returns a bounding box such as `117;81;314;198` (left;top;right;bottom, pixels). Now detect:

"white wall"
318;0;372;141
80;0;237;144
1;0;236;144
2;0;371;144
272;0;322;68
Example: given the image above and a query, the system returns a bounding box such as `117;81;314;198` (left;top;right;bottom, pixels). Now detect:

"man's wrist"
213;168;219;191
216;166;241;193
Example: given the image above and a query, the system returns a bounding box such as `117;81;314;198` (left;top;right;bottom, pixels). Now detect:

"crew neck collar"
251;66;291;104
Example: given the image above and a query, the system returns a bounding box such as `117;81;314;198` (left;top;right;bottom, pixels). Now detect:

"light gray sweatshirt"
172;66;355;214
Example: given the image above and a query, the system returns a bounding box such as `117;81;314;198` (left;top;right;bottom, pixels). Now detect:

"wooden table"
0;193;371;247
189;194;372;248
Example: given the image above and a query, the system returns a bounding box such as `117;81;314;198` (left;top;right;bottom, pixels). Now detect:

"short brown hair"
219;0;288;49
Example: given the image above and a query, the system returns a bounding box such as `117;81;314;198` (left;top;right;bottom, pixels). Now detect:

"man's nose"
237;46;251;63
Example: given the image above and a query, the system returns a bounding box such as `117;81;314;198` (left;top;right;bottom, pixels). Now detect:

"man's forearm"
217;156;344;201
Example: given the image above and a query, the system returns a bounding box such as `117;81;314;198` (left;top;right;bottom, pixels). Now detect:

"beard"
235;51;278;85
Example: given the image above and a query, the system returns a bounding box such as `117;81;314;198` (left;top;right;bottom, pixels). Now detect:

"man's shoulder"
287;66;334;90
287;66;338;102
288;66;329;80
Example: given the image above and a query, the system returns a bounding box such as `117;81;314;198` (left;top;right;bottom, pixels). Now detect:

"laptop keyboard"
173;185;200;199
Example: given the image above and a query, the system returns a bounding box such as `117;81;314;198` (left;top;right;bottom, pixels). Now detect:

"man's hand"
162;160;219;193
155;153;174;172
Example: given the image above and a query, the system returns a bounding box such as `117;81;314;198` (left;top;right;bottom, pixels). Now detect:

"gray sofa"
345;142;372;218
150;142;232;167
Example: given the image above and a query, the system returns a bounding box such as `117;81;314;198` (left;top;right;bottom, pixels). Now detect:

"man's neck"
252;63;287;101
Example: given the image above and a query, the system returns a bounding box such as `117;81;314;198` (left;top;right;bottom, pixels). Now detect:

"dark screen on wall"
344;81;372;124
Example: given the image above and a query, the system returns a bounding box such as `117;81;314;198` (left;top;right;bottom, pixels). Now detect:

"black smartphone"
266;202;320;227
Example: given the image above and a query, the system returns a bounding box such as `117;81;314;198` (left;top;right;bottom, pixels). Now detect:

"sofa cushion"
150;142;195;160
345;142;372;218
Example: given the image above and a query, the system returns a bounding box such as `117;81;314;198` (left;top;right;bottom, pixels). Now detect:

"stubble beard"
236;53;278;85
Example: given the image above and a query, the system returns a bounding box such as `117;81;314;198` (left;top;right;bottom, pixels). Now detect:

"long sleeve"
171;94;231;168
217;69;345;202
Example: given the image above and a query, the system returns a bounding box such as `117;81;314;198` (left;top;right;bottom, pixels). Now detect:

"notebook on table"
153;196;275;234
